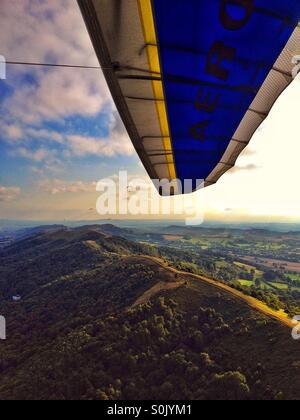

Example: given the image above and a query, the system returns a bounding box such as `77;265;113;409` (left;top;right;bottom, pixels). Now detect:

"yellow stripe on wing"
138;0;176;180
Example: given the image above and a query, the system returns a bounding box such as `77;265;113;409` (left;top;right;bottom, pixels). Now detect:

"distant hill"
0;227;158;299
0;226;300;400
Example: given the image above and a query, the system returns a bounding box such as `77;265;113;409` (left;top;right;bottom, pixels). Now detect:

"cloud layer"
1;0;110;121
38;179;97;195
0;186;21;202
0;0;134;174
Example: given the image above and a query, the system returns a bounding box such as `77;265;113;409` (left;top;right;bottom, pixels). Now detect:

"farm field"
243;257;300;273
127;225;300;318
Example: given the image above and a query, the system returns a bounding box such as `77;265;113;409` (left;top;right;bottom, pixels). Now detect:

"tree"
190;330;204;352
210;372;250;400
255;278;262;288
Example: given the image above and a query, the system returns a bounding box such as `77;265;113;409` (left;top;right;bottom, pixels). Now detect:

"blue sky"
0;0;144;220
1;0;300;222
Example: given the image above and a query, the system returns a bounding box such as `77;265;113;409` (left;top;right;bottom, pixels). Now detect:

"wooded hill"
0;227;299;400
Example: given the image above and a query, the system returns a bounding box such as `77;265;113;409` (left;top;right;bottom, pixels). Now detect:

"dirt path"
131;280;185;308
134;255;294;328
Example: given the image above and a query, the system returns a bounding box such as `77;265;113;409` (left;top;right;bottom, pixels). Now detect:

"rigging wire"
3;60;102;70
2;61;161;76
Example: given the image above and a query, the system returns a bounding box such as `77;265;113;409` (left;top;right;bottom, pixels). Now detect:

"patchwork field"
243;257;300;273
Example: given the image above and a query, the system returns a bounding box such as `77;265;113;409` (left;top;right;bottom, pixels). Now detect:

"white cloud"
5;68;110;125
15;147;55;162
0;186;21;202
66;112;134;158
3;125;23;141
2;111;134;163
1;0;98;66
1;124;65;146
38;179;97;195
0;0;136;190
26;128;64;144
229;163;260;174
1;0;111;125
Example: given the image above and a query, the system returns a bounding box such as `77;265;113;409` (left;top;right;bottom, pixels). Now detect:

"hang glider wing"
78;0;300;194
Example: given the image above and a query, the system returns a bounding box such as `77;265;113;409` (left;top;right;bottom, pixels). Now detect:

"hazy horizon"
1;218;300;234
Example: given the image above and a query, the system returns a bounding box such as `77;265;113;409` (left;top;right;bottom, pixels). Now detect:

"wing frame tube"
77;0;159;182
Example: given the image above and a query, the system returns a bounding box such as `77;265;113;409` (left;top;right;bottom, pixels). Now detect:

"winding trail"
129;255;294;328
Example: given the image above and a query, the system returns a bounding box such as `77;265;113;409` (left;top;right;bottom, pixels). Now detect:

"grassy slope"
163;280;300;400
126;256;300;399
127;256;300;399
138;256;292;327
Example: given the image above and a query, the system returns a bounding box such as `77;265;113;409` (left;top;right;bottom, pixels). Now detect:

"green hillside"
0;227;158;299
0;227;299;400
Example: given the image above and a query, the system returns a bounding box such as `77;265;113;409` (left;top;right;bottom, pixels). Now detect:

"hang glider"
78;0;300;194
